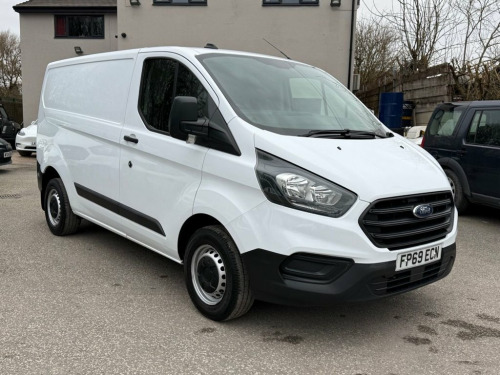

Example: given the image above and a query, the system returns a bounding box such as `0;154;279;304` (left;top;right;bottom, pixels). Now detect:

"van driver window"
139;58;209;133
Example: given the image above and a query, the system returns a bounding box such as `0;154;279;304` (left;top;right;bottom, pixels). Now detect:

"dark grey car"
0;137;13;166
0;104;21;147
422;100;500;213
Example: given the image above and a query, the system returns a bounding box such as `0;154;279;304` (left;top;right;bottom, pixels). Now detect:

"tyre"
184;225;254;321
44;178;81;236
18;151;32;157
445;169;469;214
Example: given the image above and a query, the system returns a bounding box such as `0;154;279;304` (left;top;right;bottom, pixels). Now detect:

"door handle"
124;135;138;144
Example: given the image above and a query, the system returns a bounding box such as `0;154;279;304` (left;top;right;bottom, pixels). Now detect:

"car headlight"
18;129;25;136
255;150;357;218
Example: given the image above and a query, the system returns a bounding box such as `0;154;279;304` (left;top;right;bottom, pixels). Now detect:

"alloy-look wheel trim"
47;188;62;227
191;244;227;305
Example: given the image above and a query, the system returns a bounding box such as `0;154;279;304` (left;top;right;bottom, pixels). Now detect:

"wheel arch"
177;214;223;262
40;166;61;211
438;157;471;197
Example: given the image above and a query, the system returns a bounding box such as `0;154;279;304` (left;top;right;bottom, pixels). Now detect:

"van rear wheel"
445;169;469;214
44;178;81;236
184;225;254;321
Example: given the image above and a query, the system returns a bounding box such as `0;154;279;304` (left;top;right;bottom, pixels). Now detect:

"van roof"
47;46;291;69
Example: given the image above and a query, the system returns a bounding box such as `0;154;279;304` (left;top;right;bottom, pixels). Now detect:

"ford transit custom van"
37;47;457;321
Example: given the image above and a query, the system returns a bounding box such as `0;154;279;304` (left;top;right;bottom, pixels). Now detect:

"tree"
354;19;398;90
358;0;500;100
447;0;500;100
367;0;453;72
0;30;22;98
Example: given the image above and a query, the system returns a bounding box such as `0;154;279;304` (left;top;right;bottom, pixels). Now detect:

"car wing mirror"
169;96;208;141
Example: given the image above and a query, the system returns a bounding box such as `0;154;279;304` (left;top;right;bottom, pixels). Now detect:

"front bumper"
15;135;37;152
242;243;456;306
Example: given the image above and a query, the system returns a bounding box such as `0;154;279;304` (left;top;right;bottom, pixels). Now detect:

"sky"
1;0;21;36
0;0;394;37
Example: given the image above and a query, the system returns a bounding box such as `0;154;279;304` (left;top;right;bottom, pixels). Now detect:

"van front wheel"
44;178;81;236
184;225;254;321
445;169;469;214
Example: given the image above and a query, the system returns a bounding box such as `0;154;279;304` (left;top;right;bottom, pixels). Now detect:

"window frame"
54;14;105;39
262;0;319;6
138;57;213;135
153;0;208;6
465;109;500;147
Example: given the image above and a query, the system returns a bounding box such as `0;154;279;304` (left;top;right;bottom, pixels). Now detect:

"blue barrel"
379;92;404;129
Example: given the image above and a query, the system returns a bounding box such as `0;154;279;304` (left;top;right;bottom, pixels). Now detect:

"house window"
54;15;104;38
263;0;319;5
153;0;207;5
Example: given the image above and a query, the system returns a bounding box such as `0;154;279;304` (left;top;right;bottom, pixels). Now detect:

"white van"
37;47;457;321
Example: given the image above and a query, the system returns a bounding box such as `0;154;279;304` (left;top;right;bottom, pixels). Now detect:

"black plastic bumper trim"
241;243;456;306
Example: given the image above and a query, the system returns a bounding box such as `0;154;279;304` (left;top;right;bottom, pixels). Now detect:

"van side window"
139;58;209;133
176;63;209;118
466;110;500;146
139;59;177;132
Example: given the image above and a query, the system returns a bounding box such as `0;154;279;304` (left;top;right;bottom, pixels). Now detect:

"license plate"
4;151;12;158
396;244;442;271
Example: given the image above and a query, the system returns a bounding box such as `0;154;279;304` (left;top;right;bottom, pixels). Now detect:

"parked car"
0;137;13;167
37;47;457;321
405;125;426;146
0;104;22;147
16;120;37;156
422;101;500;213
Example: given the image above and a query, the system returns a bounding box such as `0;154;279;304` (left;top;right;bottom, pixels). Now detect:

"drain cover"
0;194;21;199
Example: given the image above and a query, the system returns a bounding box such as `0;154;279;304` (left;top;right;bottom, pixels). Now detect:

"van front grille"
359;192;454;250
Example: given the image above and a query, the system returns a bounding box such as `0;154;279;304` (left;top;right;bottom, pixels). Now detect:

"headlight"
18;129;25;136
255;150;357;218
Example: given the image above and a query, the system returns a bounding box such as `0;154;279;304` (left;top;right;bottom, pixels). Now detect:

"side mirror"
169;96;208;141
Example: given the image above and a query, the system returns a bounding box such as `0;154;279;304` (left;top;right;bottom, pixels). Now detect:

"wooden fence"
356;64;454;127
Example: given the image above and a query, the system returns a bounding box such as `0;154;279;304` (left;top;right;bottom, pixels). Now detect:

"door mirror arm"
181;118;209;137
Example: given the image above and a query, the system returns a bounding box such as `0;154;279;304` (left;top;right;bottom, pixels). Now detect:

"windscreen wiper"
301;129;391;139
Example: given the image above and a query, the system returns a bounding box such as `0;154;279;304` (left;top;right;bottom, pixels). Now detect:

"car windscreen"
197;53;385;136
428;104;466;136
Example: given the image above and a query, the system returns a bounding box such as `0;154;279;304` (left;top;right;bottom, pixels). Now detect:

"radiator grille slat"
359;192;454;250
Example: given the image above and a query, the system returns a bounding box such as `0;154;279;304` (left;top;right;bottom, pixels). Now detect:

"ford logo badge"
413;204;433;218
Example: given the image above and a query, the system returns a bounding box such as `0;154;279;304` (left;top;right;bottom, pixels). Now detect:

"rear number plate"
396;244;442;271
4;151;12;158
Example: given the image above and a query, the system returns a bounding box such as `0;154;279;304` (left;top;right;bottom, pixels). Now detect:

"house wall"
19;13;118;123
117;0;356;86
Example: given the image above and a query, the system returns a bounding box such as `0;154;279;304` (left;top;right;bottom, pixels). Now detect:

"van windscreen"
197;53;385;137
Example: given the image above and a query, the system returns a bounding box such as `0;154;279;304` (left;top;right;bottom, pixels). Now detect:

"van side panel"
43;59;134;123
40;58;135;229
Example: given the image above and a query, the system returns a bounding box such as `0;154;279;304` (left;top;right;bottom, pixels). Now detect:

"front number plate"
4;151;12;158
396;244;442;271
